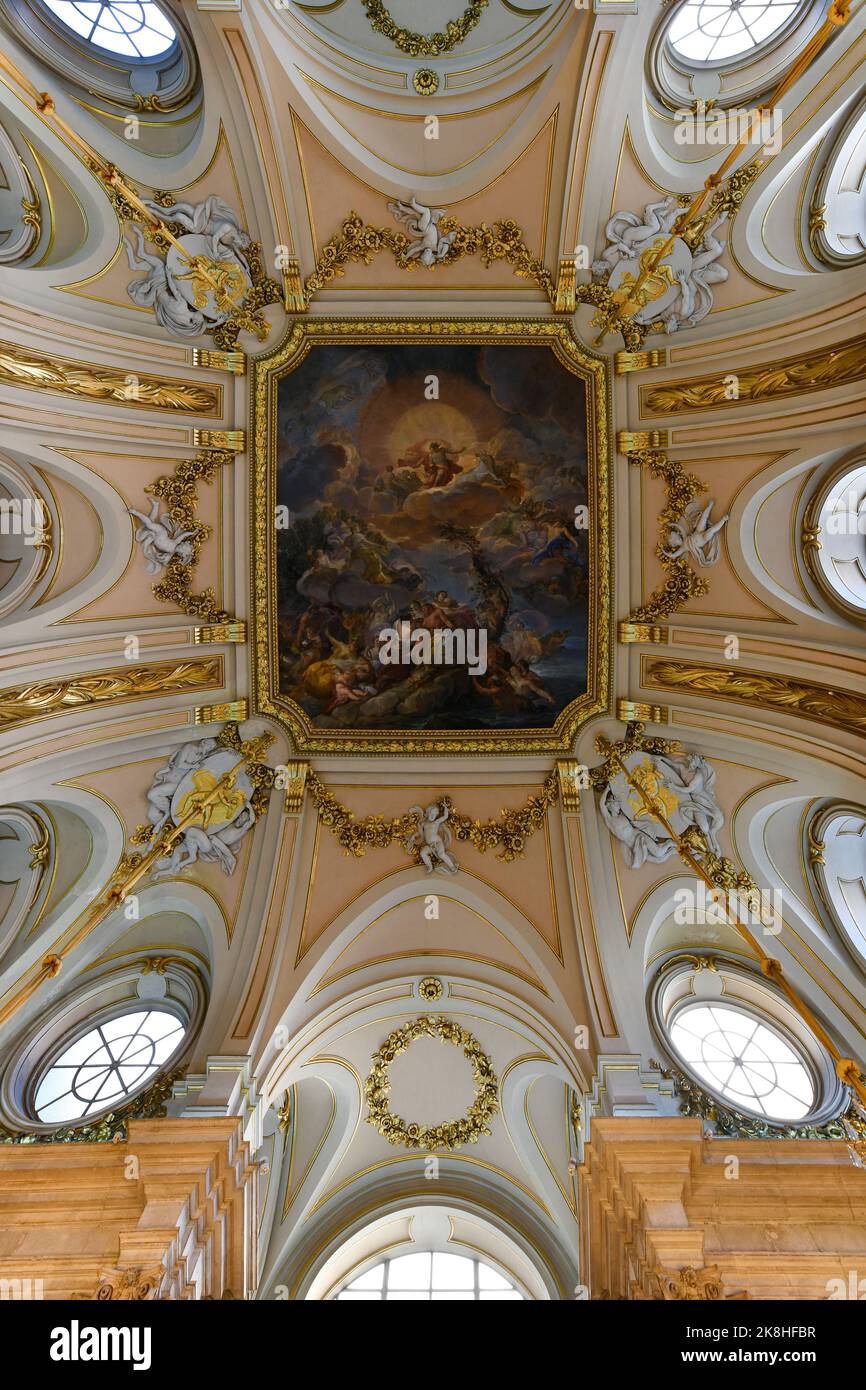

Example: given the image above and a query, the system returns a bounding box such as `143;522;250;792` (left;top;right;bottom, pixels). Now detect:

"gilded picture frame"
250;317;611;755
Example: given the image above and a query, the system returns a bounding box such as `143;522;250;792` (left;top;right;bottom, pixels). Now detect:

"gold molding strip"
618;621;669;644
640;333;866;416
557;761;583;813
191;349;246;376
195;699;248;724
644;659;866;738
554;256;577;314
0;339;220;415
615;698;668;724
284;762;309;815
617;429;669;452
194;622;247;644
0;658;222;731
192;429;245;452
615;349;668;375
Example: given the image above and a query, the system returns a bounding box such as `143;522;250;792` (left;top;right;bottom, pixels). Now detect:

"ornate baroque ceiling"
0;0;865;1301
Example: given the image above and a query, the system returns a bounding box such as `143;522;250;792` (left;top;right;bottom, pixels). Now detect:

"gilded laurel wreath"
360;0;488;57
364;1015;499;1151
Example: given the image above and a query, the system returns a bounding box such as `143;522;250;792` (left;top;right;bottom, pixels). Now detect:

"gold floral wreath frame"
364;1015;499;1152
250;317;612;755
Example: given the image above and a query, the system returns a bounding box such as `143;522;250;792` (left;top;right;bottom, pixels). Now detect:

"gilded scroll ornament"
360;0;488;56
0;340;219;414
0;659;221;731
625;450;712;625
304;209;555;303
306;769;558;862
640;333;866;416
644;659;866;737
138;450;234;624
364;1015;499;1151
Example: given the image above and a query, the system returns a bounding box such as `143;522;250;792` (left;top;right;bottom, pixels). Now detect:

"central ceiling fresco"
253;318;610;752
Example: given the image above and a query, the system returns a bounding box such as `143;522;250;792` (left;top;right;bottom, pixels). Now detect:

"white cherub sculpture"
662;498;729;567
387;196;455;266
129;497;198;574
406;800;459;874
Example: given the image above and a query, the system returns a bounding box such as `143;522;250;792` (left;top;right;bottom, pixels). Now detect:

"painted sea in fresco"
275;343;590;730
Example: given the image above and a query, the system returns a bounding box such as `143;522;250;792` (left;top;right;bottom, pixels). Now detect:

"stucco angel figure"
151;802;255;879
140;736;257;878
125;195;253;338
592;196;729;334
129;497;198;574
406;800;460;874
387;197;455;266
662;498;729;567
599;749;725;870
143;737;220;835
591;197;683;278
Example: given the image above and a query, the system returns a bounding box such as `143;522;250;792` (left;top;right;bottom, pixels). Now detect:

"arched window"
0;0;197;112
809;99;866;267
650;955;844;1127
335;1252;523;1301
669;1001;812;1120
649;0;823;113
33;1007;185;1123
40;1;176;57
808;802;866;967
666;0;804;65
802;457;866;621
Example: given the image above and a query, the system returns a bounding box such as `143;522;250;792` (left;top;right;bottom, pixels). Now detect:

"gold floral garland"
625;449;710;625
364;1015;499;1151
360;0;488;57
143;449;235;624
305;769;558;863
304;211;554;304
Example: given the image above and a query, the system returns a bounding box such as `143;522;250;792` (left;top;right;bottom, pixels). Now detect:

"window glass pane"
431;1253;474;1289
34;1010;186;1123
42;1;177;57
669;1004;813;1121
346;1266;384;1291
478;1264;512;1289
387;1253;431;1290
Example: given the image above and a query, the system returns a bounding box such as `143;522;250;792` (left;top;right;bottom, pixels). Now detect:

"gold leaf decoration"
640;333;866;416
364;1015;498;1151
0;340;219;414
0;659;221;730
644;659;866;738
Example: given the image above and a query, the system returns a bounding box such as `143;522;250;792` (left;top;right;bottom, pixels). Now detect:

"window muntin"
335;1253;524;1301
33;1008;185;1123
667;0;802;64
41;1;176;58
669;1002;813;1120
